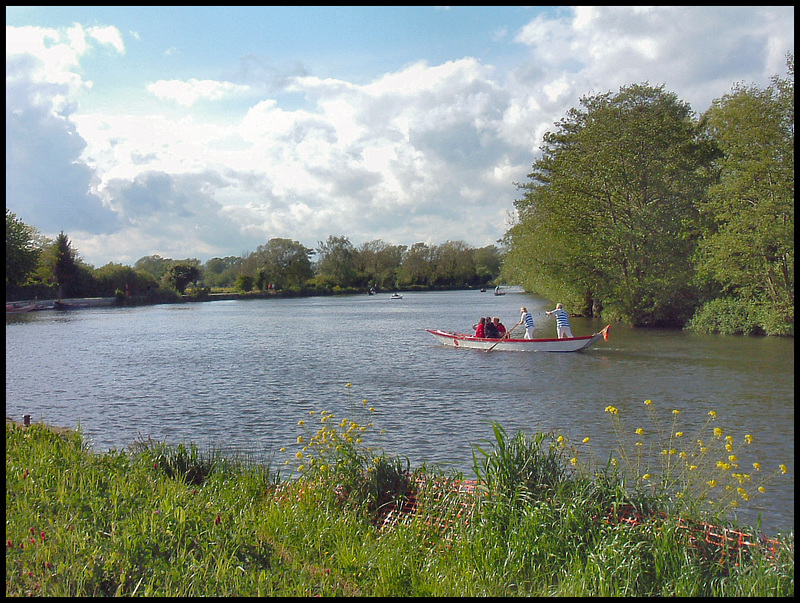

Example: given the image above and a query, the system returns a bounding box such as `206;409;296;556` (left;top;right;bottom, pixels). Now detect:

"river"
5;289;794;535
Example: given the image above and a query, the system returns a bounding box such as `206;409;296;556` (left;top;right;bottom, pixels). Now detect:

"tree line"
501;55;793;335
5;217;504;302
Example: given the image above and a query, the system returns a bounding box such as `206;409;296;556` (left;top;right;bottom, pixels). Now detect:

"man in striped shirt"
546;303;574;339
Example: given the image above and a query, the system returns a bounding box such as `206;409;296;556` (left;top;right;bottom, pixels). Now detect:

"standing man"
520;307;535;339
546;303;574;339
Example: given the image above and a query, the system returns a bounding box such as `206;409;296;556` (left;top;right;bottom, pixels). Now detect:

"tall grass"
6;394;794;596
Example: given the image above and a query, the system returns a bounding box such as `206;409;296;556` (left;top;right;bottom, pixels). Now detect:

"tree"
134;255;174;281
472;245;503;287
6;209;41;288
93;263;158;297
315;235;359;287
355;239;405;289
52;232;83;297
398;242;433;286
202;256;242;288
694;55;794;334
503;83;714;326
430;240;475;286
253;238;314;290
164;262;202;295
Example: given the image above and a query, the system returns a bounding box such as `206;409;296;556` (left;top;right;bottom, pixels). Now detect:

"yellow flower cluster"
583;398;793;517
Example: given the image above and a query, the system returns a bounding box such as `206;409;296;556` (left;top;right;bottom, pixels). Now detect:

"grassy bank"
6;403;794;596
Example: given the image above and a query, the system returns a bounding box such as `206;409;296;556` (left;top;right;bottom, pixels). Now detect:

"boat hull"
426;327;609;353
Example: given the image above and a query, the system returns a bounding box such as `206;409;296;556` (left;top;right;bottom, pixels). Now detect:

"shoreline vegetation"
6;399;794;597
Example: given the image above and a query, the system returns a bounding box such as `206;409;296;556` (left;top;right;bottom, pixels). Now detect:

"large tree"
694;56;794;334
253;238;314;290
315;235;359;287
503;83;715;326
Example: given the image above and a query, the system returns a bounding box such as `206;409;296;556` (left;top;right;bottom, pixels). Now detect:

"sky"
6;6;795;268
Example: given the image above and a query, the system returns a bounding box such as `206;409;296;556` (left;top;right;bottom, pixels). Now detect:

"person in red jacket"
473;316;486;338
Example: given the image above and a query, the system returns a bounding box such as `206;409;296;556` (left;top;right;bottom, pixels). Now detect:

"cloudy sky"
6;6;794;267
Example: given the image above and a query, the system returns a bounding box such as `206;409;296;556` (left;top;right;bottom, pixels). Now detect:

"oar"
485;321;521;353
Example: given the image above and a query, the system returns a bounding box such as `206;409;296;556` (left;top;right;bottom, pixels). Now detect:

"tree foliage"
6;209;41;288
164;262;202;295
504;83;716;326
315;235;359;287
692;55;794;334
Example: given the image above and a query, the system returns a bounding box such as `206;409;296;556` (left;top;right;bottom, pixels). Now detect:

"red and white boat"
6;300;38;313
426;325;610;353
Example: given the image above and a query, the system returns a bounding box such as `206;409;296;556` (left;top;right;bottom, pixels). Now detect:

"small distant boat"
494;286;505;296
6;300;37;313
426;326;610;353
390;293;403;300
480;287;487;292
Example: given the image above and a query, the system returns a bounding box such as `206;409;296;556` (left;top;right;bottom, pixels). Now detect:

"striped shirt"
522;312;534;329
551;308;571;328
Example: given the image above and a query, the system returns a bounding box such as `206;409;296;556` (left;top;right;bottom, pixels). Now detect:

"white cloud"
147;78;251;106
87;25;125;54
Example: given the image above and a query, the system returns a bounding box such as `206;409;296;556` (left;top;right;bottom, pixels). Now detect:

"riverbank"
6;418;793;596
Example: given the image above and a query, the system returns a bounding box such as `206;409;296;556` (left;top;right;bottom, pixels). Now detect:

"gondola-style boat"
426;325;610;353
6;300;38;313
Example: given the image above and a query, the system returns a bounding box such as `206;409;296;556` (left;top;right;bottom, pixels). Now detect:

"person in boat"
473;316;486;338
492;317;506;337
484;316;500;338
546;303;574;339
520;307;535;339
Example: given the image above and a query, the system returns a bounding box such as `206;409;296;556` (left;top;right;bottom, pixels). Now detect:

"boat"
494;286;505;296
5;300;37;313
390;293;403;300
426;325;610;353
54;301;88;310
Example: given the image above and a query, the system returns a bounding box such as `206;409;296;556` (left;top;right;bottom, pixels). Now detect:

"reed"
5;395;794;597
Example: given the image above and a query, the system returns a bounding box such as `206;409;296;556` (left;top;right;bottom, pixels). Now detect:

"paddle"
485;321;521;353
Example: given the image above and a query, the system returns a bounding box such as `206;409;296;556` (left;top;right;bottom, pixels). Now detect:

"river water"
6;290;794;535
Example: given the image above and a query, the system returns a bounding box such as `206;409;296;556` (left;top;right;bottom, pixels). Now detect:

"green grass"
5;415;794;596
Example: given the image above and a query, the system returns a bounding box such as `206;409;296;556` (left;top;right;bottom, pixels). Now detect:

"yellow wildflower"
644;399;653;405
570;458;578;466
758;486;766;493
728;455;738;463
745;434;753;444
780;464;788;474
643;474;651;480
297;436;304;444
707;479;717;488
298;420;305;426
672;409;680;415
345;383;351;388
714;428;722;438
753;462;761;471
583;437;590;444
635;428;644;436
604;405;619;414
675;432;683;437
295;451;303;459
708;410;717;419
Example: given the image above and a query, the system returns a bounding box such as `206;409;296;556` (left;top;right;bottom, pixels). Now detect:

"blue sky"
6;6;795;267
